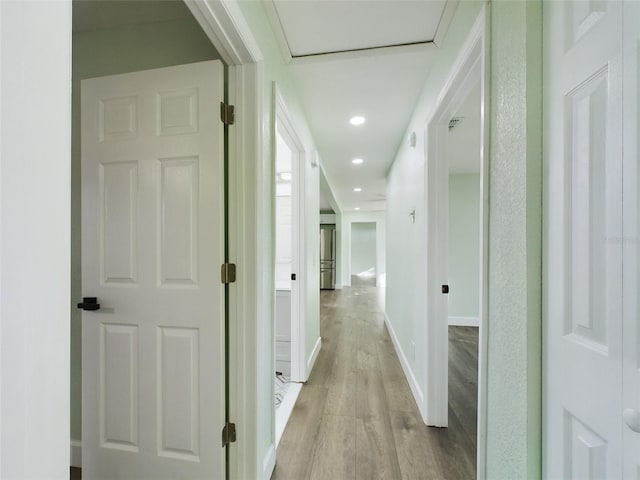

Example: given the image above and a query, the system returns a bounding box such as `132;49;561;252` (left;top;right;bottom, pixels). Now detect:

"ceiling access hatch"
265;0;459;61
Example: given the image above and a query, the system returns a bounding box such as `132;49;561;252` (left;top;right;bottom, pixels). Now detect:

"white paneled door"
544;1;640;478
81;61;225;480
622;1;640;476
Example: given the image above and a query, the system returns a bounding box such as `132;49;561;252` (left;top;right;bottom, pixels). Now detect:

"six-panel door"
81;61;225;480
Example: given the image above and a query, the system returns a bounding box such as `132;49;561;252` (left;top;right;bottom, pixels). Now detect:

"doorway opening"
424;10;488;478
273;88;306;446
350;222;377;287
446;80;482;469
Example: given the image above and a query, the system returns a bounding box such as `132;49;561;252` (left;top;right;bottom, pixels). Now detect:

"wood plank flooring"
271;287;478;480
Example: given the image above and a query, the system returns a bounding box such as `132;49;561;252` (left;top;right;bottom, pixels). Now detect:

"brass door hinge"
221;263;236;284
222;422;237;447
220;102;235;125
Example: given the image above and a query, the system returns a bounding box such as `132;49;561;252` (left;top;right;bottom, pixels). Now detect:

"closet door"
543;2;624;478
622;1;640;476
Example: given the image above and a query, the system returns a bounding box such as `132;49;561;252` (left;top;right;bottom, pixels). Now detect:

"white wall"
350;222;377;275
339;211;386;287
448;174;480;324
0;1;71;477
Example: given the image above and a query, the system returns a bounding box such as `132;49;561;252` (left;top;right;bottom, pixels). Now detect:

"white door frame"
274;85;307;384
423;6;490;479
177;1;272;478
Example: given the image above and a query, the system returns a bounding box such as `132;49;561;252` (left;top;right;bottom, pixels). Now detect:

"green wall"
71;15;220;441
448;174;480;319
486;1;542;478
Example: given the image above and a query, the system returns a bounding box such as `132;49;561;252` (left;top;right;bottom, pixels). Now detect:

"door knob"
77;297;100;311
623;408;640;433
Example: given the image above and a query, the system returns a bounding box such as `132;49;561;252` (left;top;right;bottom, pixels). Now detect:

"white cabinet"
275;289;292;376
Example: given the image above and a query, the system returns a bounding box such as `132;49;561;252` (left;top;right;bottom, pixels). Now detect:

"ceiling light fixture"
355;207;361;211
352;158;364;165
349;116;366;126
353;187;362;192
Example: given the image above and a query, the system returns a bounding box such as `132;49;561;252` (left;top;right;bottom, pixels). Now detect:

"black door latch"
441;285;449;294
77;297;100;311
291;273;297;281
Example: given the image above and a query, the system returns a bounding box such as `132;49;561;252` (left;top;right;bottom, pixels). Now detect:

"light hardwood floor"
271;286;478;480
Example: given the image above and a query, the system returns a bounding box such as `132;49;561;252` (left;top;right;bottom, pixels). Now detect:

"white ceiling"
269;0;457;212
272;0;448;57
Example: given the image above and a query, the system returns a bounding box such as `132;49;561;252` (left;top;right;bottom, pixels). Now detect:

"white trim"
476;6;491;480
261;444;276;480
262;0;293;64
227;59;270;480
70;440;82;468
185;0;261;65
306;337;322;374
187;1;266;478
384;314;426;422
275;383;302;447
448;316;480;327
274;86;307;384
433;0;460;48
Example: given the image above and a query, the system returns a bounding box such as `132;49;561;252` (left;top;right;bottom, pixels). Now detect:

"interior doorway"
423;12;489;478
350;222;377;286
273;88;305;446
446;81;482;469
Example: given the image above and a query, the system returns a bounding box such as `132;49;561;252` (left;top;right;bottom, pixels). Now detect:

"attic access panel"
269;0;453;58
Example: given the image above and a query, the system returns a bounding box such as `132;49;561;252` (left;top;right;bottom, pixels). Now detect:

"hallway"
272;287;477;480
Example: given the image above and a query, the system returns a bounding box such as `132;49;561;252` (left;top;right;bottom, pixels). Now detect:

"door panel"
81;61;225;480
544;1;623;478
623;0;640;476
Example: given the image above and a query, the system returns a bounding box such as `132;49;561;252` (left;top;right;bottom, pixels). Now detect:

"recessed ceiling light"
352;158;364;165
350;116;366;126
353;187;362;192
355;207;361;211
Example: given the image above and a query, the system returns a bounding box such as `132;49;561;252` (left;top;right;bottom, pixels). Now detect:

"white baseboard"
448;316;480;327
275;382;302;447
384;313;427;423
70;439;81;468
262;443;276;480
334;283;343;290
306;336;321;378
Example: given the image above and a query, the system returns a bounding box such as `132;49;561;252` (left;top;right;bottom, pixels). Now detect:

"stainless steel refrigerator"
320;225;336;290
